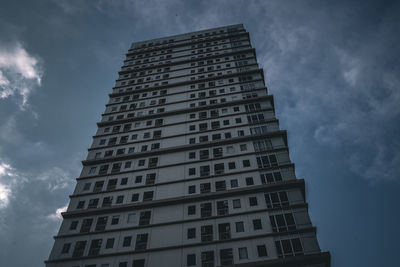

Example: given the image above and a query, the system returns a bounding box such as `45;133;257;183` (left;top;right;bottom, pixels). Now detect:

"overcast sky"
0;0;399;266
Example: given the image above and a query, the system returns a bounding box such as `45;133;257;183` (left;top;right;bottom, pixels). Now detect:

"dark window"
80;218;93;233
88;239;102;256
188;205;196;215
189;152;196;159
72;241;87;257
200;203;212;218
120;177;128;185
145;173;156;185
245;177;254;185
213;148;222;158
102;196;112;207
200;150;209;159
249;196;258;206
143;191;154;201
135;233;148;250
88;198;99;209
200;166;210;177
187;228;196;239
187;254;196;266
95;216;108;231
111;215;119;225
232;199;241;209
215;180;226;191
132;259;145;267
228;162;236;169
201;225;213;242
61;243;71;253
200;182;211;193
235;221;244;232
201;251;214;267
253;219;262;230
139;211;151;226
243;160;251;167
105;238;114;249
107;179;117;190
188;185;196;194
123;236;132;247
216;200;228;215
70;221;78;230
257;245;268;257
214;163;224;175
135;175;143;183
218;223;231;240
220;248;233;265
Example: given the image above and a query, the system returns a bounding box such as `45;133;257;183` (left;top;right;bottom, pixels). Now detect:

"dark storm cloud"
0;0;399;266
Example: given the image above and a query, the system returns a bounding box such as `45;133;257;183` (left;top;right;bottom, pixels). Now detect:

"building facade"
46;24;330;267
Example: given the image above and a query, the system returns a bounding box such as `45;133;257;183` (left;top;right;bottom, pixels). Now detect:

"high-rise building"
46;24;330;267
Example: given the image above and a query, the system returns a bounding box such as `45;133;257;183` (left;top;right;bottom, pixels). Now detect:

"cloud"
0;43;43;109
47;204;68;221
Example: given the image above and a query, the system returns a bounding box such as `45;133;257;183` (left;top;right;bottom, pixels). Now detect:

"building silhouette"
46;24;330;267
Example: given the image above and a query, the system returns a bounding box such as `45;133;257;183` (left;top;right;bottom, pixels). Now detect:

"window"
200;182;211;193
201;251;214;267
269;213;296;232
187;254;196;266
95;216;108;231
61;243;71;254
72;241;87;257
188;185;196;194
127;213;136;224
256;154;278;168
187;228;196;239
243;159;251;167
240;144;247;151
132;259;145;267
189;168;196;176
226;146;234;153
215;180;226;191
120;177;128;185
249;196;258;206
246;177;254;185
139;210;151;226
135;175;143;183
102;196;112;207
143;191;154;201
88;239;102;256
253;219;262;230
93;181;104;192
232;199;241;209
230;179;238;188
200;166;210;177
188;205;196;215
123;236;132;247
257;245;268;257
138;159;145;166
199;150;209;159
116;195;124;204
135;233;148;250
218;223;231;240
264;191;289;208
228;162;236;169
200;203;212;217
124;161;132;168
213;147;223;158
238;247;248;260
70;221;78;230
220;248;233;265
111;215;119;225
189;152;196;159
131;193;139;202
216;200;228;215
235;221;244;232
145;173;156;185
260;172;283;184
105;238;114;249
88;198;99;209
107;179;117;190
201;225;213;242
148;157;158;167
